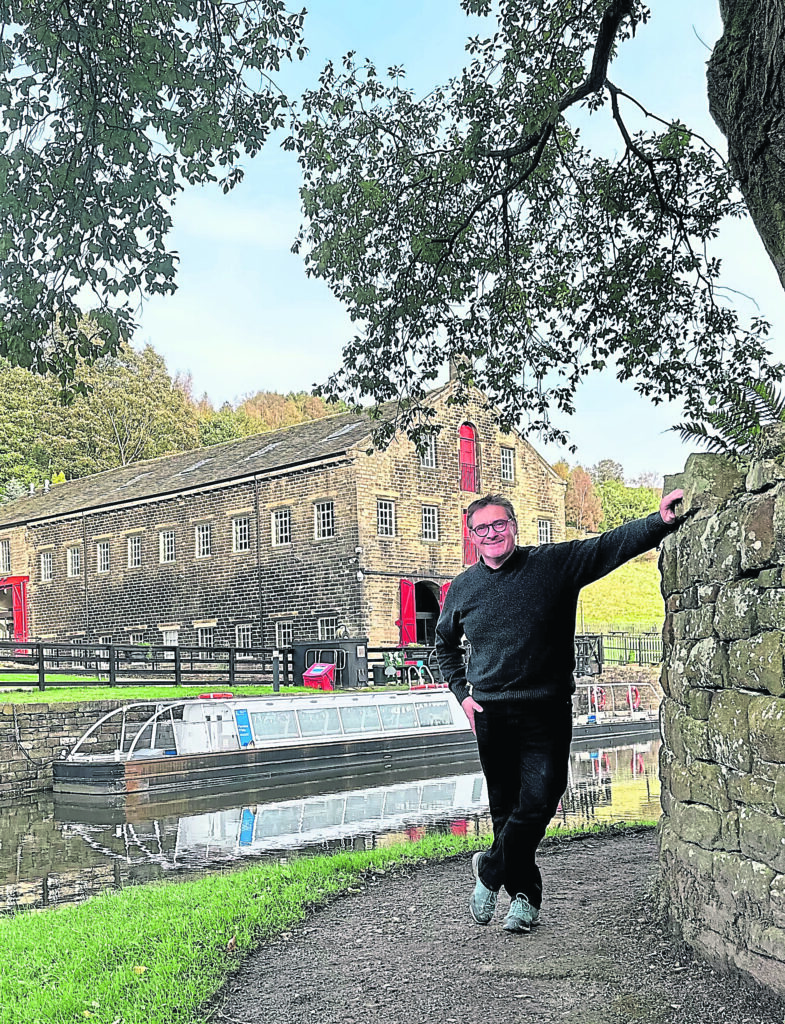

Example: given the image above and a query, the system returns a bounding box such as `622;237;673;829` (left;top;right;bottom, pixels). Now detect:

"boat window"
344;793;385;822
383;786;421;814
249;710;299;741
297;706;342;737
302;797;345;830
339;704;382;734
420;782;456;809
379;703;418;730
414;701;452;728
254;805;303;837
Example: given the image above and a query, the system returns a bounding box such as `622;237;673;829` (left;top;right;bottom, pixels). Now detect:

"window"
96;540;110;573
127;535;142;568
500;446;515;482
235;624;252;654
420;435;437;469
129;631;145;645
40;551;53;582
232;516;250;552
318;616;338;641
314;501;335;539
422;505;439;541
377;499;396;537
67;546;82;577
0;539;9;574
538;519;552;545
159;529;176;563
195;523;212;558
197;626;214;658
276;620;294;648
161;629;179;647
272;508;292;546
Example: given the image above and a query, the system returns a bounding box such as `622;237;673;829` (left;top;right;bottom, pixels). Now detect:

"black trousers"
474;698;572;906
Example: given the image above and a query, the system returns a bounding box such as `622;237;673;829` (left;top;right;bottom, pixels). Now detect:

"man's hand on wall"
659;489;685;526
461;695;484;734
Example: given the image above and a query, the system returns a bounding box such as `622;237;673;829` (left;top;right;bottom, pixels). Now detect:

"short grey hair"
466;493;517;529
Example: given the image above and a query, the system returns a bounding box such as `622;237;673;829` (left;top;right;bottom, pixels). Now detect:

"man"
435;489;683;933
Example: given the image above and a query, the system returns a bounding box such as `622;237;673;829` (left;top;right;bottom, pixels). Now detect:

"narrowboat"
53;689;479;797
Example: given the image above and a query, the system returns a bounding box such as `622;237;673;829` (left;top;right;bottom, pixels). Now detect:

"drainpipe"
254;476;264;642
82;512;89;634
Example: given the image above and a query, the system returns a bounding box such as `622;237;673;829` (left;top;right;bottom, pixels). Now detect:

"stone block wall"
659;448;785;994
0;699;132;798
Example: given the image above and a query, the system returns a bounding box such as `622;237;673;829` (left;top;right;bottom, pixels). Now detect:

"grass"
0;821;655;1024
577;555;663;630
0;684;311;704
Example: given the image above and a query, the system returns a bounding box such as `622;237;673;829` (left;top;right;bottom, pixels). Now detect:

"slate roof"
0;401;407;527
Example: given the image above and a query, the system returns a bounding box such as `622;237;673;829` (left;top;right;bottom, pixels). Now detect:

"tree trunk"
707;0;785;290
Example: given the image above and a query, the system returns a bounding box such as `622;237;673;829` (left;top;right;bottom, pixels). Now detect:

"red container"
302;662;336;690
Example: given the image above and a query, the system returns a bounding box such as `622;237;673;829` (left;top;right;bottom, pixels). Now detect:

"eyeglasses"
469;518;513;538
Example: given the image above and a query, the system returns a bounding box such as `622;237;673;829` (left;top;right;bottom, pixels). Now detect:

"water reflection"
1;736;660;913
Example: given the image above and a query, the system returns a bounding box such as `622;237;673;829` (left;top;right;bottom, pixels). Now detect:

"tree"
292;0;783;448
1;2;305;381
551;459;570;481
596;478;660;531
565;466;603;532
589;459;624;485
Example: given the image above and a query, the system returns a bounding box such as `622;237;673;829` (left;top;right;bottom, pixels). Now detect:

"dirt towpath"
214;831;785;1024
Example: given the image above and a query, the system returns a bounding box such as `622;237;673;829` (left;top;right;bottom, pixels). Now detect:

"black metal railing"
0;640;290;690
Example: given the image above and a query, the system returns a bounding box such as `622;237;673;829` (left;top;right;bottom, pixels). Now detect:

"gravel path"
212;831;785;1024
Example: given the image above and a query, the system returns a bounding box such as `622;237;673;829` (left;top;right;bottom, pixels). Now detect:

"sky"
132;0;785;485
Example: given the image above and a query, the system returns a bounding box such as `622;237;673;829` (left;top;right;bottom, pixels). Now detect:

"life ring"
625;686;642;711
591;686;606;712
198;692;234;700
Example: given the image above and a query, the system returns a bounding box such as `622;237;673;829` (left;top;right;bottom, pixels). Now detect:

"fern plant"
672;379;785;456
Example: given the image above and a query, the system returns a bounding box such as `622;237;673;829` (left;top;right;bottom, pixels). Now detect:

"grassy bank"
0;822;655;1024
578;556;663;629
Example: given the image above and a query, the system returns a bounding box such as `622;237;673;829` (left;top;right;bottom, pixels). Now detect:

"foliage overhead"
0;1;305;383
672;378;785;457
291;0;782;448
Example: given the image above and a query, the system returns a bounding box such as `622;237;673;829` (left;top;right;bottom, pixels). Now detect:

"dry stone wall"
659;445;785;994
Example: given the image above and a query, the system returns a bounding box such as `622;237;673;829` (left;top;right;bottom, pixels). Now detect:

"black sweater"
435;512;673;706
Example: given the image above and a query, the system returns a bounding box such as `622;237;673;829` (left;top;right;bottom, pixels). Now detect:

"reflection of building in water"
555;741;660;826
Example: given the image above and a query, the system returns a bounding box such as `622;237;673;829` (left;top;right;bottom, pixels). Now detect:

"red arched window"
459;423;479;492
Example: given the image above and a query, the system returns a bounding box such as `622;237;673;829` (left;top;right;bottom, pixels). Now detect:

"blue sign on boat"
239;808;256;845
235;708;253;747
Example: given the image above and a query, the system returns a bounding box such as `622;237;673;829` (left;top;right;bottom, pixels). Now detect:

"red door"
459;423;479;492
397;579;417;647
438;582;451;609
0;576;29;641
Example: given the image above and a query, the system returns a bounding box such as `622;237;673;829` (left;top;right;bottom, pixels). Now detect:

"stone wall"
0;699;136;798
659;447;785;994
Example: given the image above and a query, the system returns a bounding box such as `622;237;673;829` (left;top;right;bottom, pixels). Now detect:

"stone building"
0;382;565;651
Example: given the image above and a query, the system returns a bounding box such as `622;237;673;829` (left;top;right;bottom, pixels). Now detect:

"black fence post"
109;644;116;687
37;643;45;691
228;646;236;686
272;650;280;693
174;646;182;686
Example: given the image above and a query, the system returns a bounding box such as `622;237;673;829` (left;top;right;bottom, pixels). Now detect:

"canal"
0;734;660;913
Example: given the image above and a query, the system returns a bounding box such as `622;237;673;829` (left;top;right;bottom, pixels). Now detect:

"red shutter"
397;579;417;647
11;579;28;641
459;423;479;492
438;581;451;609
462;511;479;566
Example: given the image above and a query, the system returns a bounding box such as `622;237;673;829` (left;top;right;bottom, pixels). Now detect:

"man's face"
469;504;517;566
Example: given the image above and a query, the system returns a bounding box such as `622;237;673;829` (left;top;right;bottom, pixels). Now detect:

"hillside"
577;554;664;631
